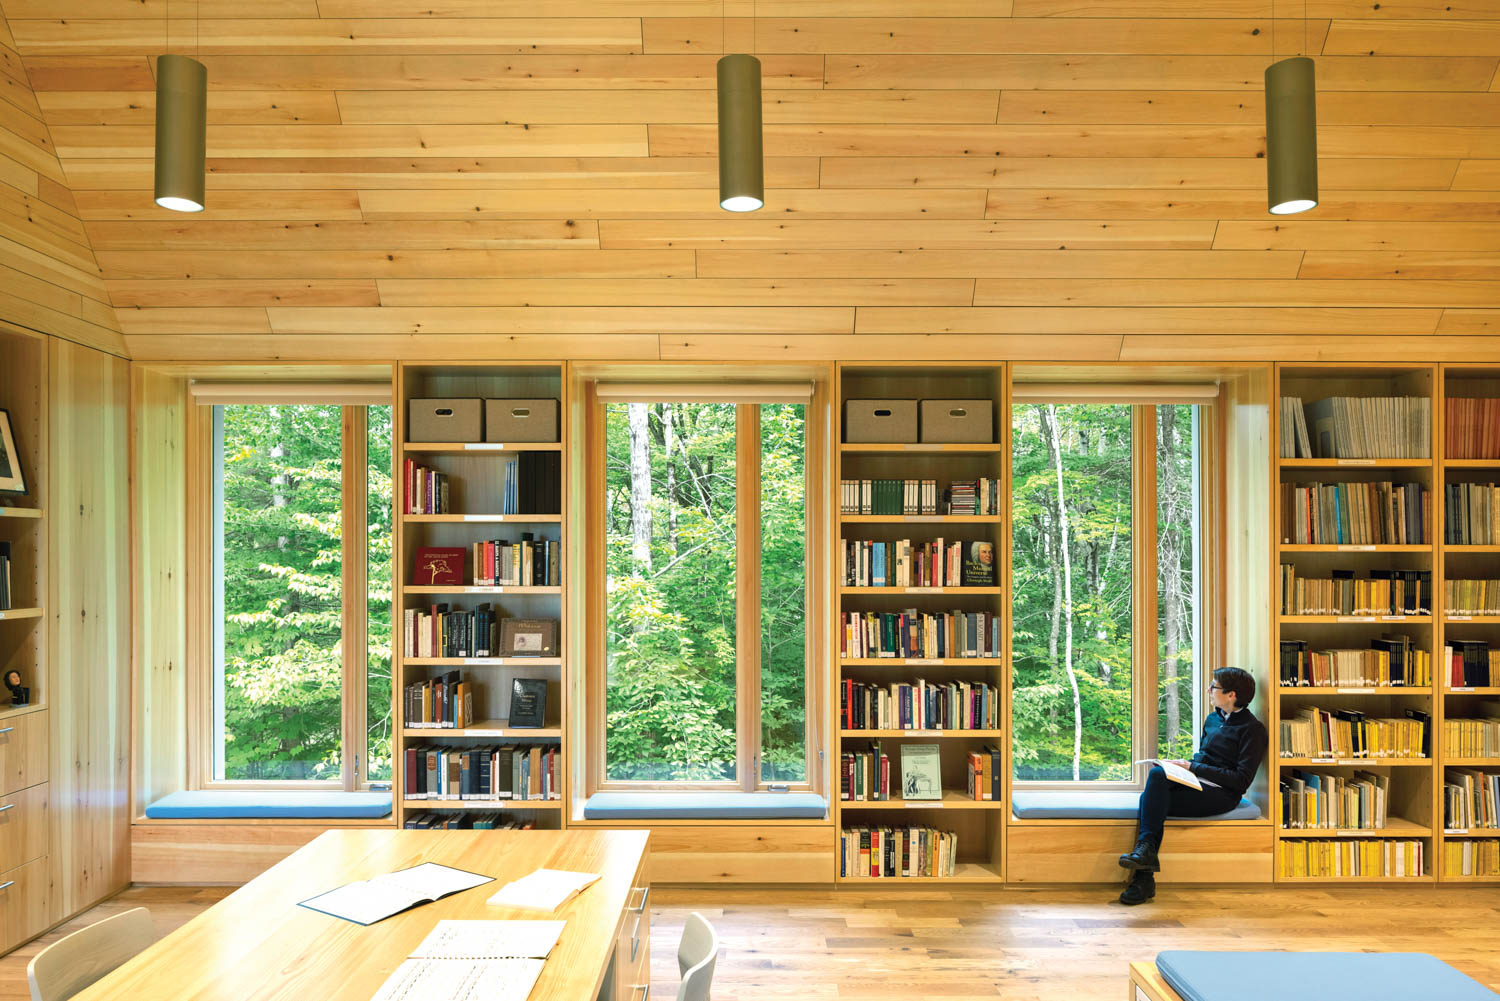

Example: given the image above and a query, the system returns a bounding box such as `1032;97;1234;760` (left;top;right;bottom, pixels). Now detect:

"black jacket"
1188;707;1268;800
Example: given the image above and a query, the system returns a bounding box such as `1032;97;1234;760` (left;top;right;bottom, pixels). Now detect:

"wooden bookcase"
393;364;567;830
0;330;45;721
1271;364;1438;882
832;363;1008;882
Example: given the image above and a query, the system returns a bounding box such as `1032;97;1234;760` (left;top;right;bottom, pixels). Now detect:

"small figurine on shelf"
5;670;28;706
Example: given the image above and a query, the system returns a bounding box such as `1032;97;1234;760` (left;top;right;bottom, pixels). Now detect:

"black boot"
1118;833;1160;873
1118;870;1156;906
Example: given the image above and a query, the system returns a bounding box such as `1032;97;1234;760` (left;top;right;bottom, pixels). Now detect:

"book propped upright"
486;868;601;913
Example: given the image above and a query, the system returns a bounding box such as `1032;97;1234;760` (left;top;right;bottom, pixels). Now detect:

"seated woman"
1117;666;1268;905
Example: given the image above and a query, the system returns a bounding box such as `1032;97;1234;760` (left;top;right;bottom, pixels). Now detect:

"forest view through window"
1011;402;1201;784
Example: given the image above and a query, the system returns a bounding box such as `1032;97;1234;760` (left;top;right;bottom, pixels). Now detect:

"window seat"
1155;951;1498;1001
583;791;827;821
144;790;393;820
1011;790;1261;822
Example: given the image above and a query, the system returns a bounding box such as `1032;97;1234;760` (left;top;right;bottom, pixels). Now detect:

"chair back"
27;908;154;1001
675;911;720;1001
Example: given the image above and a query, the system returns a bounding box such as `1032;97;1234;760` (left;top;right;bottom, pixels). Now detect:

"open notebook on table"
486;868;601;913
369;920;565;1001
299;862;493;926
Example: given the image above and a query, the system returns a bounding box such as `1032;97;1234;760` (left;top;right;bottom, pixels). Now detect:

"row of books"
1278;638;1433;688
402;812;538;830
841;538;996;588
1279;706;1430;761
401;744;560;801
1446;579;1500;615
965;747;1002;802
471;536;560;587
1279;395;1431;460
1445;397;1500;460
1441;838;1500;877
947;480;1000;517
1278;566;1431;616
1444;712;1500;759
1443;770;1500;831
1279;481;1428;546
0;541;11;611
401;461;451;515
842;742;895;801
502;452;562;515
840;610;1003;660
402;606;559;660
1279;769;1390;830
403;671;474;729
1278;839;1425;878
841;479;941;516
840;679;1000;732
1444;483;1500;545
1446;641;1500;689
839;826;959;879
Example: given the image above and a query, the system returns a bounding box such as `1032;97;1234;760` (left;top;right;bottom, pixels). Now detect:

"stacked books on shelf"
841;741;890;801
1444;710;1500;759
841;479;940;515
1279;769;1390;829
1443;483;1500;544
1443;770;1499;830
403;812;537;830
502;453;562;515
840;679;999;731
1278;395;1431;459
841;539;996;587
1444;398;1500;460
946;479;999;516
404;671;474;729
1445;641;1500;688
1443;838;1500;877
965;747;1002;802
1278;839;1425;878
839;826;958;878
1279;481;1428;545
472;536;559;587
403;604;501;658
402;744;560;801
0;540;10;610
402;461;451;515
1278;637;1432;687
1445;579;1500;615
1279;566;1431;616
1278;706;1430;760
840;609;1002;659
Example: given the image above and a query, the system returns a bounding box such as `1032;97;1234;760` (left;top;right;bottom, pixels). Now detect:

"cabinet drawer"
616;883;650;1001
0;783;48;869
0;856;50;954
0;712;46;797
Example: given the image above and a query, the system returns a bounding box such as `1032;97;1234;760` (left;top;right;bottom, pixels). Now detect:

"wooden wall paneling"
819;157;1461;189
695;250;1307;280
371;278;976;308
94;250;699;281
47;336;130;922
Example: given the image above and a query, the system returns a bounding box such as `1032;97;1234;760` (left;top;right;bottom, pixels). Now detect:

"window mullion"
737;404;762;791
341;406;369;791
1135;406;1160;776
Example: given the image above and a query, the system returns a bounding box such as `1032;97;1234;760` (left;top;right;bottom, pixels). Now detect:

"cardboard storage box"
486;399;559;443
844;399;918;443
408;398;482;443
920;399;994;443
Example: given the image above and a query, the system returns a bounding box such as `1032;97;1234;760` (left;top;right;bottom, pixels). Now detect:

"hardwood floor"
5;883;1499;1000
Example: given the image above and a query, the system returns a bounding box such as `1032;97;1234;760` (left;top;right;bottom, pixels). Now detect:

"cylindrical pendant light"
716;53;764;212
1264;55;1317;215
154;53;207;213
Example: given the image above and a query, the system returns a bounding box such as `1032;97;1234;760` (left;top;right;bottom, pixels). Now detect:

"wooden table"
74;829;651;1001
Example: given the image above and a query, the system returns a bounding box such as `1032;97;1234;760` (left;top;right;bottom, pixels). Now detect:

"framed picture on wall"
0;409;26;495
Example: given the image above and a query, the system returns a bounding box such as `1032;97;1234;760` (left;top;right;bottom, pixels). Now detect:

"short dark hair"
1213;667;1255;709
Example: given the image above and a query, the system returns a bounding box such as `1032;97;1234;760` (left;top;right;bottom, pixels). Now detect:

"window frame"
584;381;826;795
187;389;391;793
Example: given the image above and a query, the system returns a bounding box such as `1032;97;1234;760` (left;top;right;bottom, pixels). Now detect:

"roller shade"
593;382;814;404
189;382;392;406
1010;383;1220;405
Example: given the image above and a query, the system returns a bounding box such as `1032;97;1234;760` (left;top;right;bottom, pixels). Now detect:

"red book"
413;546;465;586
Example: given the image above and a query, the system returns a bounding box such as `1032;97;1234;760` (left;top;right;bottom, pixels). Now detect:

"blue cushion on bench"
583;792;827;820
1011;790;1260;821
145;790;393;820
1157;951;1499;1001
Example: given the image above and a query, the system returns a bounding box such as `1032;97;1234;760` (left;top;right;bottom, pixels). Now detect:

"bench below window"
583;792;827;821
144;790;393;820
1011;790;1260;822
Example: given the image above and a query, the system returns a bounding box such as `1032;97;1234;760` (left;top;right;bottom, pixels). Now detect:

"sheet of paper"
368;958;545;1001
409;920;565;960
486;868;600;913
300;863;493;926
1135;758;1204;791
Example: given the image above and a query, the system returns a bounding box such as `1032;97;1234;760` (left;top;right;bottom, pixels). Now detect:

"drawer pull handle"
628;886;649;913
0;727;13;735
0;804;14;813
631;985;649;1001
0;881;12;891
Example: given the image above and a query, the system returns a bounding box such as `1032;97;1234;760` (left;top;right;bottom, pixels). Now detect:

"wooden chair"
27;907;154;1001
675;911;720;1001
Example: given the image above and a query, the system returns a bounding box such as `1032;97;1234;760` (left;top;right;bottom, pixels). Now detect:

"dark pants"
1136;765;1238;846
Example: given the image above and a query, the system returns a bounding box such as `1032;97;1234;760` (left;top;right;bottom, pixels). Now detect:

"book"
368;920;564;1001
960;541;996;587
508;678;548;728
500;618;558;657
298;862;492;926
899;743;942;800
1135;758;1203;790
486;868;601;912
413;547;466;587
0;539;9;611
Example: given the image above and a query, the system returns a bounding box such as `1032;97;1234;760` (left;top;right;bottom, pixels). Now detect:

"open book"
369;920;564;1001
1135;759;1211;791
299;862;493;926
486;868;600;913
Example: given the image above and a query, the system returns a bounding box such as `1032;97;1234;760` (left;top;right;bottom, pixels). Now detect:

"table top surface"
73;828;651;1001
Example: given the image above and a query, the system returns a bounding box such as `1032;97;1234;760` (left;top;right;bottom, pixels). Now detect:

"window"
1010;400;1205;785
205;400;392;788
593;390;815;790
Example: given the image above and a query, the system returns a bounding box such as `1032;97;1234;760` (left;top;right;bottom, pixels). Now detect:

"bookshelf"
1273;364;1438;882
832;362;1007;882
0;329;46;724
394;364;566;829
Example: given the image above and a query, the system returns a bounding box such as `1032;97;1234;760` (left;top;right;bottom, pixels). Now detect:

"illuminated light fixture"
154;53;207;212
1264;55;1317;215
716;53;764;212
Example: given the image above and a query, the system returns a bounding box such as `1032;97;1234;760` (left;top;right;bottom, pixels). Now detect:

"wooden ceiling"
0;0;1497;362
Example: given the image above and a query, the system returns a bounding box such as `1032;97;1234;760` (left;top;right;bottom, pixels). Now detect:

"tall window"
208;401;392;788
597;394;811;789
1010;401;1203;785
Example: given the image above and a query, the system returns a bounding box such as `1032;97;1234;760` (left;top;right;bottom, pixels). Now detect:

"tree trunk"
627;402;653;571
1158;405;1183;750
663;403;679;556
1043;404;1083;780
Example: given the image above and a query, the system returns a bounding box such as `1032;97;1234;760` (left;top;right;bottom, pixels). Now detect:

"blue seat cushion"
583;792;827;821
145;790;393;820
1157;951;1498;1001
1011;789;1260;821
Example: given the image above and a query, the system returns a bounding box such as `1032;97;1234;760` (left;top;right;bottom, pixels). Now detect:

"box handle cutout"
511;408;531;418
434;408;454;417
873;408;892;417
949;408;968;418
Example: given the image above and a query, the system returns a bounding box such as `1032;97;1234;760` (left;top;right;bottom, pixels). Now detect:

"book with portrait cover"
961;541;996;587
